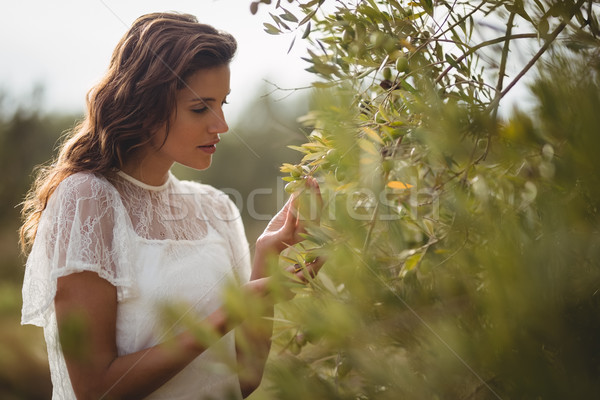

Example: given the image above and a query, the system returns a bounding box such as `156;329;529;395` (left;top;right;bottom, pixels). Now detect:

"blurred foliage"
242;1;600;399
0;92;74;396
0;100;78;281
0;95;76;397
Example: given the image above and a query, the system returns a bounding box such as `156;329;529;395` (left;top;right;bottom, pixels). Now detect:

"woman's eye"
191;107;208;114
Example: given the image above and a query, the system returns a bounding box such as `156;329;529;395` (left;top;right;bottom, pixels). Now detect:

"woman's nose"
210;108;228;134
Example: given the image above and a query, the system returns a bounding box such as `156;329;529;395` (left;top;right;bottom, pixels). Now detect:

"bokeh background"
1;1;312;397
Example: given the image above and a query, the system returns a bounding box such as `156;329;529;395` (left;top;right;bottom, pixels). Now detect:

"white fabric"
21;170;251;399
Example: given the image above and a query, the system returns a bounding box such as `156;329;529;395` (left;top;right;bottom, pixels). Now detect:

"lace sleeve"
21;172;137;327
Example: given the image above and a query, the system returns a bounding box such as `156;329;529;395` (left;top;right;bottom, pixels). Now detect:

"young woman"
20;12;322;399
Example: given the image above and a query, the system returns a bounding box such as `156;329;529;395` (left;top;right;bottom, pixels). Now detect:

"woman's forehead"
179;65;231;99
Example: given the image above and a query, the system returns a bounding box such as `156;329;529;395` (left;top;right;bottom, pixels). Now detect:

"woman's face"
150;64;231;172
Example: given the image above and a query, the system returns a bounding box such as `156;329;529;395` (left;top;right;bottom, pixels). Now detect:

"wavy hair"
20;12;237;252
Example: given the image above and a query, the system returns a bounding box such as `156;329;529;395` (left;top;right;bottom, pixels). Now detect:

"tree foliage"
244;1;600;398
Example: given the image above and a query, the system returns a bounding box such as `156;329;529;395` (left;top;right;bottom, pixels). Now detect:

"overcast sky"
0;0;313;123
1;0;537;124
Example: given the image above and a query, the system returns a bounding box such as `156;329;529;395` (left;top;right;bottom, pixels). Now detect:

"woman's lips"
198;144;216;154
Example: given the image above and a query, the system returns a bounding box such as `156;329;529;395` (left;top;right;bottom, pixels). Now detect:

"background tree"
0;89;75;399
239;1;600;399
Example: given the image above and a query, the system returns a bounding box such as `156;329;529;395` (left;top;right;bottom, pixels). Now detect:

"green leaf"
302;21;312;39
313;62;339;76
301;0;323;8
287;36;296;54
469;15;474;40
400;80;416;93
280;9;299;23
505;1;532;22
445;54;460;70
533;0;545;14
537;18;549;37
407;11;427;20
358;138;378;156
417;0;433;16
270;13;283;27
299;7;319;25
401;253;423;277
302;151;327;162
263;23;281;35
288;145;311;154
362;127;385;145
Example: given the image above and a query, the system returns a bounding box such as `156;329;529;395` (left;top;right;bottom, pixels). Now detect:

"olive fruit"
382;159;394;173
396;56;409;73
383;67;392;81
289;340;301;355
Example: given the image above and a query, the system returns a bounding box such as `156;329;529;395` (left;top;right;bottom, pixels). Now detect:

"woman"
20;12;322;399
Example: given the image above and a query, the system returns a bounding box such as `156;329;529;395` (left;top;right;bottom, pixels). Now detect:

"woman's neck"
120;151;174;186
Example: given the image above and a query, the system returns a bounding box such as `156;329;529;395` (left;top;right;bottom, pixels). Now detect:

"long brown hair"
19;12;237;252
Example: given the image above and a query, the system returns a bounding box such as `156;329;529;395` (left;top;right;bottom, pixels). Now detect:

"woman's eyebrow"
189;97;216;103
188;90;231;103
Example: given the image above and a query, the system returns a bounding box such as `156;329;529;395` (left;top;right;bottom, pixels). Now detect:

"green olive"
349;42;364;57
342;28;354;43
383;67;392;81
370;32;385;48
382;159;394;173
355;24;366;40
289;340;301;355
396;56;409;73
335;168;346;182
384;37;397;53
305;253;317;263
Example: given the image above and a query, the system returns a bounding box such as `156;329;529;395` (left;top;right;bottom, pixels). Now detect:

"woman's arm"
235;254;325;397
235;178;323;397
56;271;248;400
235;247;275;398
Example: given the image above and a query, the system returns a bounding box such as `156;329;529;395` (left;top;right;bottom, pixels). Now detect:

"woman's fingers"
283;193;300;230
297;177;322;224
284;256;326;283
261;177;323;252
306;176;322;201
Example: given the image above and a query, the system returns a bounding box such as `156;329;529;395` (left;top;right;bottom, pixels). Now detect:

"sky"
0;0;536;123
0;0;313;124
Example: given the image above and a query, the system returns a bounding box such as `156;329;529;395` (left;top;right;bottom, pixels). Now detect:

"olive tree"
237;1;600;398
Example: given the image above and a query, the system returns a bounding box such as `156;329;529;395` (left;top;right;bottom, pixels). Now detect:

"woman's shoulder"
52;171;119;203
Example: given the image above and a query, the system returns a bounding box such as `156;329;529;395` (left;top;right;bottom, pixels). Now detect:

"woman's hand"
252;177;321;280
258;177;321;254
285;256;326;283
256;194;300;254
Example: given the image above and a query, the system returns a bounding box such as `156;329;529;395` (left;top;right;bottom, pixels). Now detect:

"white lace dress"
21;171;251;399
